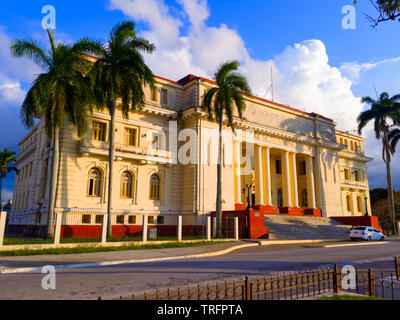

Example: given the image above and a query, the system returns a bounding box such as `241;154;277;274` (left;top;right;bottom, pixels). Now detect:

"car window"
354;227;366;231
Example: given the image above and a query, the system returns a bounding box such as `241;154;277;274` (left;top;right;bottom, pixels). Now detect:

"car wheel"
367;236;371;241
380;236;385;241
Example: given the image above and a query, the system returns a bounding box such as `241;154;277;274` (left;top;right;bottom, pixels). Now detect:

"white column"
234;217;239;241
235;141;242;204
101;214;108;244
307;156;316;209
142;215;148;242
264;147;272;206
0;211;7;247
291;153;299;207
206;216;211;240
255;144;264;206
283;151;291;207
177;215;182;241
53;212;63;245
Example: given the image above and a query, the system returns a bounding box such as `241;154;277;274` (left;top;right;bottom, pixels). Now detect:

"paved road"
0;241;399;300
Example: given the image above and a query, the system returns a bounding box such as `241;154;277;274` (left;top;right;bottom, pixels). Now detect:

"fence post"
212;217;217;238
206;216;211;241
53;212;63;245
333;264;339;293
177;215;182;241
395;257;400;281
0;211;7;247
101;214;108;244
244;276;252;300
368;269;374;296
142;215;148;242
234;217;239;240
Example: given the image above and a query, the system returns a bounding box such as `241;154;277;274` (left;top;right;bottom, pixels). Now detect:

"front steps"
264;215;351;240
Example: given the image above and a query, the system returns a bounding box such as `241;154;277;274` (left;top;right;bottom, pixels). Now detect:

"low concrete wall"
331;216;382;232
0;239;235;252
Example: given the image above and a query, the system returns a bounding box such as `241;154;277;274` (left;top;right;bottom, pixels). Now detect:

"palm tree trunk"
46;128;60;238
385;150;397;235
216;105;223;238
107;102;116;238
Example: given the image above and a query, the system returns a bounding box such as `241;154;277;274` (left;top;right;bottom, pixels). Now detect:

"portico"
234;141;320;217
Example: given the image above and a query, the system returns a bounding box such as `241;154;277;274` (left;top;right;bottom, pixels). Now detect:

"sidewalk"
0;241;254;273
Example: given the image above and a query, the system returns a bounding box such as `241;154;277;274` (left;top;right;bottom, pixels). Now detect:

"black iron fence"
3;212;53;245
119;257;400;301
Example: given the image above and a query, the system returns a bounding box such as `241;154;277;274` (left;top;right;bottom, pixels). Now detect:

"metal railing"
119;258;400;301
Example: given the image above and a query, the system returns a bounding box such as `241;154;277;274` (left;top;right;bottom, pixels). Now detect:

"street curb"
258;239;343;245
0;242;257;274
323;241;389;248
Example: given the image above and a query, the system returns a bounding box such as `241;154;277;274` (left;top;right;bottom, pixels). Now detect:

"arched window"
301;189;308;208
346;194;352;212
150;174;161;200
121;171;134;198
87;168;102;197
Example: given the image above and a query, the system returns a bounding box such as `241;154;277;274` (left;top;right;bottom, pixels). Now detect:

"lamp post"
246;184;252;210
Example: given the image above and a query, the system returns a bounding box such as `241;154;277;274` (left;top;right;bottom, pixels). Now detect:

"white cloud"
340;57;400;84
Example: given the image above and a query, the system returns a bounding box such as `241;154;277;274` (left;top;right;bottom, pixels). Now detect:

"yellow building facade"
10;74;373;228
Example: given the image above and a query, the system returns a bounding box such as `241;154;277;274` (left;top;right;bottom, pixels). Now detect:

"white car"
349;226;385;241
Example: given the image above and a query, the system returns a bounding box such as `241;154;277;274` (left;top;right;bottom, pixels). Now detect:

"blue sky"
0;0;400;201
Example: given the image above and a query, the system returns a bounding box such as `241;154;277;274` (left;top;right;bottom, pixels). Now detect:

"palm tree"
11;28;97;237
201;60;251;237
81;21;155;237
388;127;400;153
0;149;18;212
358;92;400;234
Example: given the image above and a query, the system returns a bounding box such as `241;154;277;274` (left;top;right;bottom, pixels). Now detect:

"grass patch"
318;295;386;300
0;241;232;257
3;238;53;245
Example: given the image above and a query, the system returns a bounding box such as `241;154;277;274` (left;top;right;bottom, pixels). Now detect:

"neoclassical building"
10;73;373;230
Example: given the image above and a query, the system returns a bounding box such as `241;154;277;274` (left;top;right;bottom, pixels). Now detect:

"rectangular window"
95;215;103;224
157;216;164;225
116;215;125;225
276;160;282;174
300;161;306;175
148;216;155;224
152;133;162;150
124;128;137;146
161;89;168;105
128;216;136;224
92;121;106;141
82;215;91;224
355;170;360;182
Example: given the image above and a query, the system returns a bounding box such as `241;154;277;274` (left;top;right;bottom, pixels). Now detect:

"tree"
388;127;400;152
354;0;400;27
201;60;251;237
82;21;155;237
358;92;400;234
0;149;18;212
11;28;97;237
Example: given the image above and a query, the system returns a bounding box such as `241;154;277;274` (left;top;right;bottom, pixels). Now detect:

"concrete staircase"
264;215;351;240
